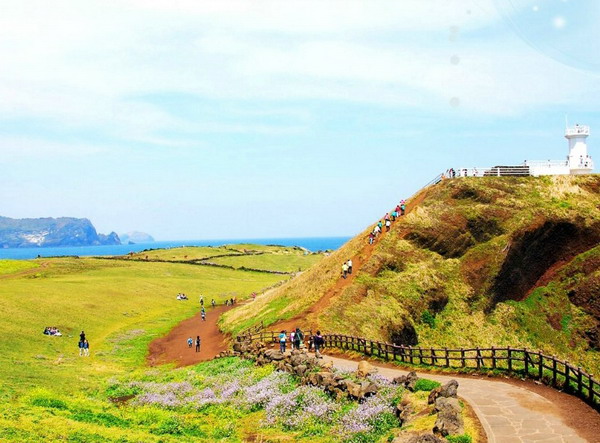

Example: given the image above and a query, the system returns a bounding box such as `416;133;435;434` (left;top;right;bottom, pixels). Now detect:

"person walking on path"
195;335;201;353
201;308;206;321
400;201;406;216
80;330;86;343
279;330;287;353
313;331;324;358
293;328;303;350
200;295;204;307
385;219;391;232
83;339;90;357
391;210;397;221
211;299;216;308
187;337;193;348
368;232;375;245
347;259;353;275
78;339;85;356
377;220;383;232
341;262;349;279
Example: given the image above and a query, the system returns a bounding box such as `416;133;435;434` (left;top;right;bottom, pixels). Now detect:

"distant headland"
0;216;121;248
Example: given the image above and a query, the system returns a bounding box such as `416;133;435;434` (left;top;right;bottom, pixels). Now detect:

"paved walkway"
325;356;588;443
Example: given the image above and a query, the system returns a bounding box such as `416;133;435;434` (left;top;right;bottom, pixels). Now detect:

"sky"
1;0;600;240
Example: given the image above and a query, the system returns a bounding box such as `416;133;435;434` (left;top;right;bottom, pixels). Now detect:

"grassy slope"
222;176;600;373
0;257;285;400
208;251;322;272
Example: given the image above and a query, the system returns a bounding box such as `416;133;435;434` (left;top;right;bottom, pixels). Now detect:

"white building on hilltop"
455;124;594;178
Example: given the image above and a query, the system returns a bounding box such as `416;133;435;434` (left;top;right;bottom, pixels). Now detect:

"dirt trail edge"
274;188;429;331
148;304;233;367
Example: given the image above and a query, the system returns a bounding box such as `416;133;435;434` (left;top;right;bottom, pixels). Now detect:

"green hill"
222;175;600;373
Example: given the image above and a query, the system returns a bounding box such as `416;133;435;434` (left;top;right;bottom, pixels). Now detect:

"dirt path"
324;355;599;443
273;189;430;331
147;304;233;367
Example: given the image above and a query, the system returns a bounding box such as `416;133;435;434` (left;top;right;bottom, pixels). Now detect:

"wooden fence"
239;331;599;410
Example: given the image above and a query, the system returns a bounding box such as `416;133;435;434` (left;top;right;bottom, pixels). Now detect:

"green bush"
421;310;436;328
447;434;472;443
413;378;441;392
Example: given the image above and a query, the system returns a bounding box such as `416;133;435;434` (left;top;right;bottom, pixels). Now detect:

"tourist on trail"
187;337;193;348
201;308;206;321
347;259;353;274
80;330;86;343
252;292;257;301
377;220;383;231
195;335;201;353
313;331;324;358
373;225;381;236
290;330;295;345
294;328;303;350
368;232;375;245
341;262;349;279
225;299;230;306
200;296;204;307
83;339;90;357
211;299;216;308
400;202;406;216
385;219;391;231
279;330;287;353
391;210;398;221
78;339;85;356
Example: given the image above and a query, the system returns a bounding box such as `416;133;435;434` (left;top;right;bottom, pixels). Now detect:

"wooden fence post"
524;348;529;375
589;375;594;403
409;346;414;365
370;340;374;356
565;362;570;391
538;352;543;380
461;348;466;368
552;356;557;386
508;346;512;372
476;347;481;370
491;347;496;369
577;367;583;396
445;348;449;367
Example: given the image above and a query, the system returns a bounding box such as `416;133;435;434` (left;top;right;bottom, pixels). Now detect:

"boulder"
405;371;419;392
295;364;308;376
317;360;333;370
395;398;413;426
428;380;458;404
344;380;378;400
357;360;376;377
264;349;285;361
433;397;464;436
393;375;408;385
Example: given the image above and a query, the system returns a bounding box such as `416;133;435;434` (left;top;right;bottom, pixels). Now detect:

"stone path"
325;355;589;443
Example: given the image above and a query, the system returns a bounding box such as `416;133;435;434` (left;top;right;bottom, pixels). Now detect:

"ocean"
0;236;352;260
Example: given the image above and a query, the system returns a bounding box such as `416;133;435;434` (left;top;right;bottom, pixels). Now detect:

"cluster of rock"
219;339;465;440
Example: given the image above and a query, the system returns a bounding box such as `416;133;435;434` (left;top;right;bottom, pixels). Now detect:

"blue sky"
1;0;600;240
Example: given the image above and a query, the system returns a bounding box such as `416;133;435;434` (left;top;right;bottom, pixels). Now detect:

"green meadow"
0;254;288;401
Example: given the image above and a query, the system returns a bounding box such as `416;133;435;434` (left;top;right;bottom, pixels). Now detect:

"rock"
345;380;363;398
395;400;413;426
344;380;378;400
428;387;442;405
317;360;333;370
393;434;445;443
405;371;419;392
290;354;308;366
433;397;464;436
232;343;242;352
264;349;285;361
429;380;458;404
295;364;308;376
393;375;408;385
357;360;376;378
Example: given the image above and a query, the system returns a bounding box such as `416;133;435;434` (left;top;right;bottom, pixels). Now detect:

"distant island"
0;216;120;248
120;231;155;244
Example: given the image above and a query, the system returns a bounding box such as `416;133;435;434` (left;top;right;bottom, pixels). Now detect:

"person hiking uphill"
211;299;216;308
341;262;349;279
347;259;353;275
400;201;406;216
385;219;391;232
187;337;193;348
201;307;206;321
368;232;375;245
195;335;201;353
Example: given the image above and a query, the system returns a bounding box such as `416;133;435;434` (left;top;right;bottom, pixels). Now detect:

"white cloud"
0;0;598;147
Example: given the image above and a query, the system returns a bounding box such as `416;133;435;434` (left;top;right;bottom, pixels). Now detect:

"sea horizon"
0;236;352;260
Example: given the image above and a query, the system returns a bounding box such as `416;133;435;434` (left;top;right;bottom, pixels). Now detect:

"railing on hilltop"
238;331;599;410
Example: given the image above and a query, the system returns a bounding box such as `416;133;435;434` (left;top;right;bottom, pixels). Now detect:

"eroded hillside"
222;176;600;372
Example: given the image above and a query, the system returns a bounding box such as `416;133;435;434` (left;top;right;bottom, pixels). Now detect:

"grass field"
0;256;286;401
208;250;322;272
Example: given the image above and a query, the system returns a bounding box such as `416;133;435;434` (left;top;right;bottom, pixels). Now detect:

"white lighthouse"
565;124;593;174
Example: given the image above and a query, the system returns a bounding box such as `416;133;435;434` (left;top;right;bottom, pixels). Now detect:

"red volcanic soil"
148;304;233;367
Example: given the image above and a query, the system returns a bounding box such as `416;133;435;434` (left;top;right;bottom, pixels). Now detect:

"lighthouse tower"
566;124;593;174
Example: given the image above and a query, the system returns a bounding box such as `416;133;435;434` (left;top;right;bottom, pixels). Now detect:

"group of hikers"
78;330;90;356
341;259;353;279
176;293;189;300
368;200;406;245
187;335;201;352
43;326;62;336
278;329;325;358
